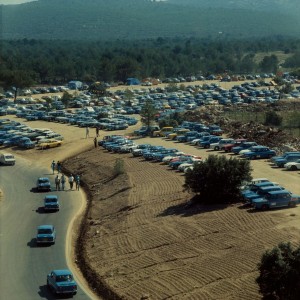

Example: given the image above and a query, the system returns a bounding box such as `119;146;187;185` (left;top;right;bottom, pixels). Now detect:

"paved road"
0;155;92;300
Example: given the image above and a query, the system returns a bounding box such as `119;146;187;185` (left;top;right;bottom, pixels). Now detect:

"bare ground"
63;146;300;300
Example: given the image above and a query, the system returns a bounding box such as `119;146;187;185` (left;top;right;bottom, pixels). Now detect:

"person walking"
96;127;99;137
69;174;74;190
55;175;61;191
75;174;80;191
56;161;62;173
51;160;56;174
85;126;90;139
94;137;97;148
61;174;66;191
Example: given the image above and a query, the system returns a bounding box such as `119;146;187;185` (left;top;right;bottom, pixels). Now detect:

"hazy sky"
0;0;35;4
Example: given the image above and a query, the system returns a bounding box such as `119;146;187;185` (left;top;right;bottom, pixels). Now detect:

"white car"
162;152;185;164
284;159;300;171
178;159;202;172
210;138;235;151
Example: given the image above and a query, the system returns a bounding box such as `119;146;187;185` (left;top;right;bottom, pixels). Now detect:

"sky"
0;0;35;4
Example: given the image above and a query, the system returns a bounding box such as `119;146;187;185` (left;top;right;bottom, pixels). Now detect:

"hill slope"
2;0;300;40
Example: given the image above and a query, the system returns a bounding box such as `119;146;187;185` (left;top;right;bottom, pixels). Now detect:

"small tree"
61;91;73;109
264;111;282;126
256;242;300;300
140;99;158;129
124;88;134;106
114;158;125;177
184;155;252;204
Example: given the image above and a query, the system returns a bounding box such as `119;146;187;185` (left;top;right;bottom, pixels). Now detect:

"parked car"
198;136;222;149
36;177;51;192
273;153;300;168
284;159;300;171
241;181;279;198
210;138;235;151
232;142;258;154
244;185;286;204
44;195;60;212
271;151;300;164
37;139;63;149
36;225;56;245
252;190;300;210
222;139;247;152
153;126;174;137
242;146;276;159
47;269;77;296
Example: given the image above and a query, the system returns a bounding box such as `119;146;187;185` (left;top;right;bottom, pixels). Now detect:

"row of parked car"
98;135;300;211
0;118;63;150
241;178;300;210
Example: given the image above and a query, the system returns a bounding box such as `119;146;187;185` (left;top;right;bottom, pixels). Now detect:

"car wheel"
291;165;297;171
288;202;296;208
204;145;209;149
251;155;257;160
214;146;219;151
46;145;50;149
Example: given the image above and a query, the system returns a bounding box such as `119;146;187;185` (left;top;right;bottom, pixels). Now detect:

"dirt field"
61;141;300;300
2;100;300;299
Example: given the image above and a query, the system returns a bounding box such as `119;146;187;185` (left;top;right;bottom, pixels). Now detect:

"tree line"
0;37;300;88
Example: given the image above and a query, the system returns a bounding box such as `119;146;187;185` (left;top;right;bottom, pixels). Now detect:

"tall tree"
140;99;158;129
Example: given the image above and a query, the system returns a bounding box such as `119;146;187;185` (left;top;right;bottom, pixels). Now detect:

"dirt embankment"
63;146;300;300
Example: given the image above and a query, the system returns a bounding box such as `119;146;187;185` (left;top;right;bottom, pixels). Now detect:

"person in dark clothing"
94;137;97;148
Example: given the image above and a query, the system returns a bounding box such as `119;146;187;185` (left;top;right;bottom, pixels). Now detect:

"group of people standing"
51;160;80;191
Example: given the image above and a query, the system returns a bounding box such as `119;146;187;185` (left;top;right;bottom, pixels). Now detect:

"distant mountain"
169;0;300;16
2;0;300;40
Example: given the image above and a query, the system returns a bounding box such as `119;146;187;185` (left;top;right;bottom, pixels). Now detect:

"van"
0;153;16;165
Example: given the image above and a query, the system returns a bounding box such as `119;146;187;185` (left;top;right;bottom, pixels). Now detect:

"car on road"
44;195;60;211
242;146;276;159
37;177;51;192
0;153;15;165
36;225;56;245
284;159;300;171
252;190;300;210
37;139;63;149
47;269;77;296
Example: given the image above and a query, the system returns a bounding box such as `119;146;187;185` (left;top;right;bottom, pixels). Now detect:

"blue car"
252;190;300;210
273;153;300;168
44;195;60;212
36;225;56;245
232;142;258;154
241;181;278;198
47;269;77;296
244;185;286;204
36;177;51;192
242;146;276;159
271;151;300;164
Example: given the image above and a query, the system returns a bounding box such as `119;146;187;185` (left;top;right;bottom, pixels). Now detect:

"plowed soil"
63;145;300;300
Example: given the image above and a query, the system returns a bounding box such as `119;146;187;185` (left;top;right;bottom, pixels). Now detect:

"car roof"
38;224;54;229
38;177;50;180
52;269;72;276
267;190;290;195
259;186;283;191
254;182;275;187
45;195;58;200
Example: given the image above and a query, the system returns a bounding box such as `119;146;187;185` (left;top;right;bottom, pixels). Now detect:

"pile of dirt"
183;105;300;153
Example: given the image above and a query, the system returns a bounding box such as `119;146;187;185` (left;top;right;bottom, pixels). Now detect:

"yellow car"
38;139;63;149
167;128;190;140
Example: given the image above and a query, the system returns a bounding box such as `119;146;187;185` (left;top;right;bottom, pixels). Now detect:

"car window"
56;275;73;282
38;228;53;234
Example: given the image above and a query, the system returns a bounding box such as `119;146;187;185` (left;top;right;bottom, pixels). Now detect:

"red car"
222;139;247;152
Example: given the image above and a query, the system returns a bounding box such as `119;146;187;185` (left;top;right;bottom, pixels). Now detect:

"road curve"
0;155;93;300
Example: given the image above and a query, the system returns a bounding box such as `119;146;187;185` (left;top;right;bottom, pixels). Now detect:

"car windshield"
38;229;53;234
38;179;49;183
56;274;73;282
45;198;57;203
